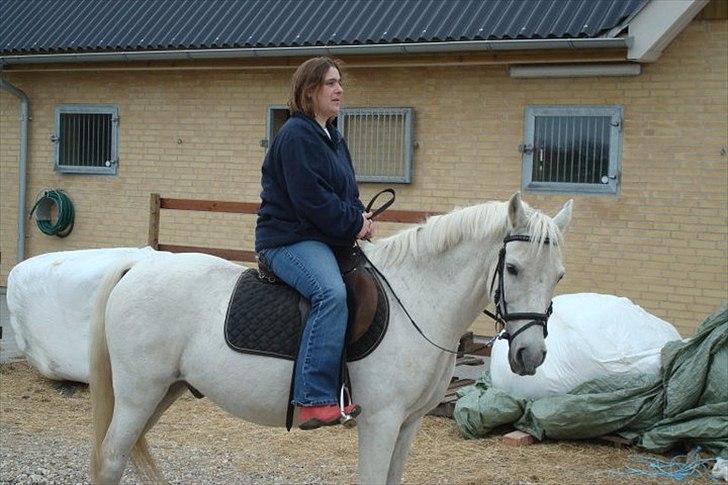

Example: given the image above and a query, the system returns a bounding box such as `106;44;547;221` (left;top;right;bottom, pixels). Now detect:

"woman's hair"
288;57;343;118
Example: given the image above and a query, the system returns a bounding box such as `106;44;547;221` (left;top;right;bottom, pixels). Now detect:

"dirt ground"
0;362;712;484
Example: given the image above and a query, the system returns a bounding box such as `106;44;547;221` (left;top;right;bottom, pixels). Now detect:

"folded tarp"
455;303;728;457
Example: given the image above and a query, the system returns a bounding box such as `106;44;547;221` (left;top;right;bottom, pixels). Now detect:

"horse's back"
104;252;245;362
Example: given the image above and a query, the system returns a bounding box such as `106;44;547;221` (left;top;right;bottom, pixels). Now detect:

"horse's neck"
368;236;500;345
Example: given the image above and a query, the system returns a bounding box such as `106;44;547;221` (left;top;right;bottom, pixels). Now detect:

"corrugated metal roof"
0;0;647;55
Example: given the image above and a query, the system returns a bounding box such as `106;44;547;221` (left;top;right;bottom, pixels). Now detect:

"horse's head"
494;192;572;376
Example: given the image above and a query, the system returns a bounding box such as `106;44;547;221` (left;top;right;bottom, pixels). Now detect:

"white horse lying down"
90;193;572;484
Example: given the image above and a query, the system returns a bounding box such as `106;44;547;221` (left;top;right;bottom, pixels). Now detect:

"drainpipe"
0;79;29;262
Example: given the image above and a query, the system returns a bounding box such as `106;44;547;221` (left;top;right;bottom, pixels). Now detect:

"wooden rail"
148;193;440;263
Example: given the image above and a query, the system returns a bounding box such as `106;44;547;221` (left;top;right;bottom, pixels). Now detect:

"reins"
361;189;459;355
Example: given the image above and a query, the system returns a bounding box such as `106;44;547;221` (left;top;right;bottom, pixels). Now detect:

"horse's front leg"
386;416;422;484
357;410;405;484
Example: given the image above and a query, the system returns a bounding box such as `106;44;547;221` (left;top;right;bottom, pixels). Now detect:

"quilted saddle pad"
224;268;388;362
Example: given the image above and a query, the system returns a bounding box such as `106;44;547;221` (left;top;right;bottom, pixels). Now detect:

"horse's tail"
89;260;162;483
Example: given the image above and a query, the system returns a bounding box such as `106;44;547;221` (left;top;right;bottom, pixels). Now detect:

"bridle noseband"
484;234;554;344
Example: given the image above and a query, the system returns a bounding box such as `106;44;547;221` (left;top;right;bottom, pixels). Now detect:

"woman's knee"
312;280;347;307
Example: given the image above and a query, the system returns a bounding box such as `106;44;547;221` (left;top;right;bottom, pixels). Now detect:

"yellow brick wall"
1;20;726;336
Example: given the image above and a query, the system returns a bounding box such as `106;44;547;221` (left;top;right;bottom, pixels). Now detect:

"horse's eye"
506;264;518;276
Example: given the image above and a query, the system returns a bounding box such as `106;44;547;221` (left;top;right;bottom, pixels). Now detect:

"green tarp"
455;303;728;457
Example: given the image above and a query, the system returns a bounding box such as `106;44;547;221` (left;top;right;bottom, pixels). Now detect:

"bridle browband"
483;234;554;344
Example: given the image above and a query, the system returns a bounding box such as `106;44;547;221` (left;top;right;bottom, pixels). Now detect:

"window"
265;105;290;147
339;108;413;183
53;104;119;174
265;106;414;184
521;105;623;194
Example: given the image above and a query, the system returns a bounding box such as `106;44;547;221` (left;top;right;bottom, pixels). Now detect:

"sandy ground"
0;361;713;484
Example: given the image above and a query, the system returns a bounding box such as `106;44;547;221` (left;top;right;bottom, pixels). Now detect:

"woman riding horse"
255;57;377;430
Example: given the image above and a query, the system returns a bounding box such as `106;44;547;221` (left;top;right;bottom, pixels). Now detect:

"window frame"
53;104;120;175
338;107;414;184
521;105;623;195
264;105;289;149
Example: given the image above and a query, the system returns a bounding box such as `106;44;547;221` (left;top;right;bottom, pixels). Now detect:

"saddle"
224;244;389;362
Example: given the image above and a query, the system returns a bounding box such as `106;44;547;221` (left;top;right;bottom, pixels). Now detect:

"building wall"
1;19;726;336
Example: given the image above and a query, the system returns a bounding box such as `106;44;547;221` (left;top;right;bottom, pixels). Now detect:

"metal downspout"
0;79;29;262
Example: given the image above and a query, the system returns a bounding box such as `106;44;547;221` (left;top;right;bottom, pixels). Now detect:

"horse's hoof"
341;415;358;428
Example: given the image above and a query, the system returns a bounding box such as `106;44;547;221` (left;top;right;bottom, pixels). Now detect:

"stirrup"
339;384;358;429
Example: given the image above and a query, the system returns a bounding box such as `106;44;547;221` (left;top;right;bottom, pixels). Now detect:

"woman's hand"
356;211;374;240
365;219;378;240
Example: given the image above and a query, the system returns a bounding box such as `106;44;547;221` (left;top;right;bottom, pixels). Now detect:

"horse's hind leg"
97;381;171;484
129;382;188;480
142;381;187;434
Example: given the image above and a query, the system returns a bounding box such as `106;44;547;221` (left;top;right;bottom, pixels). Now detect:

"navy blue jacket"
255;113;365;251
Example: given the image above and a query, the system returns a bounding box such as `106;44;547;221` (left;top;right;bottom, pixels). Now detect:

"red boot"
298;403;361;430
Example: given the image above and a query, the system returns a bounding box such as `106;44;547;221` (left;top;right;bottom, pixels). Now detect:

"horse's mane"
368;200;564;266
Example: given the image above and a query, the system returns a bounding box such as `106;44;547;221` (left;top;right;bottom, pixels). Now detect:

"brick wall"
1;19;726;336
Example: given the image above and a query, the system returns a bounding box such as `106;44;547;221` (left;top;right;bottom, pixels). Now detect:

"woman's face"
312;66;343;121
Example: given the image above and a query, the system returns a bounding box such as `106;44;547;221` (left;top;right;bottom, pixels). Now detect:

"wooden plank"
160;198;260;214
428;397;457;418
159;196;438;222
456;355;484;366
376;209;439;223
503;430;535;447
448;378;476;390
148;193;161;249
458;332;493;357
157;244;256;263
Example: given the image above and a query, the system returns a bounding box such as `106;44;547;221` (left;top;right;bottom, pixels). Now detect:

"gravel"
1;361;712;484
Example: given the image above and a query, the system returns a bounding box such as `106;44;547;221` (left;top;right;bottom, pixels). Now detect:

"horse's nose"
515;346;546;376
516;348;526;368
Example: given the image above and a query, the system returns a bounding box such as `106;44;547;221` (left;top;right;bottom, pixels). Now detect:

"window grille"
265;106;414;184
339;108;413;183
53;104;119;174
521;106;623;195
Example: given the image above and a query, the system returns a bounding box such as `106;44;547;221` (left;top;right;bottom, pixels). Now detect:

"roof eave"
626;0;709;62
0;38;628;66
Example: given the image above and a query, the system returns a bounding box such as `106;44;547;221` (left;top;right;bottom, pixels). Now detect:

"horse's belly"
183;348;295;427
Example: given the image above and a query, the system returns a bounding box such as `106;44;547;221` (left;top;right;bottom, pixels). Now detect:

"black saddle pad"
224;268;388;362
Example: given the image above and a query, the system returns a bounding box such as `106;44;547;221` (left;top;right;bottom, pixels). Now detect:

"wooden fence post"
148;193;161;249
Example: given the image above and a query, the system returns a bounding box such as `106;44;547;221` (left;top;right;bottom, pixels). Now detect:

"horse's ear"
553;199;573;232
507;192;526;229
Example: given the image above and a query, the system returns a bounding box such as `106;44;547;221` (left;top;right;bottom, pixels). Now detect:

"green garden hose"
29;189;75;237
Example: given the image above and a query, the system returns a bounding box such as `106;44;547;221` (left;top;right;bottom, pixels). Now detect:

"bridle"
483;234;554;344
362;190;554;354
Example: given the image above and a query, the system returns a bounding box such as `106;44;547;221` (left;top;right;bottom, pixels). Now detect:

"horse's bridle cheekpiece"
484;234;554;344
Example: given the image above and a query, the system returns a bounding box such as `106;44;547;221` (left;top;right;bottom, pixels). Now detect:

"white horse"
89;192;572;484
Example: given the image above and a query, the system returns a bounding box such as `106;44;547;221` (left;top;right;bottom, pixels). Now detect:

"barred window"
339;108;413;183
53;104;119;175
521;106;623;194
265;106;414;184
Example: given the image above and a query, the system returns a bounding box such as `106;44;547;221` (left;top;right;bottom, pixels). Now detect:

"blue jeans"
258;240;348;406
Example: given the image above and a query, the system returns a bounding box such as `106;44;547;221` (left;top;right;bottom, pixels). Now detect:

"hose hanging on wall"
29;189;75;237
